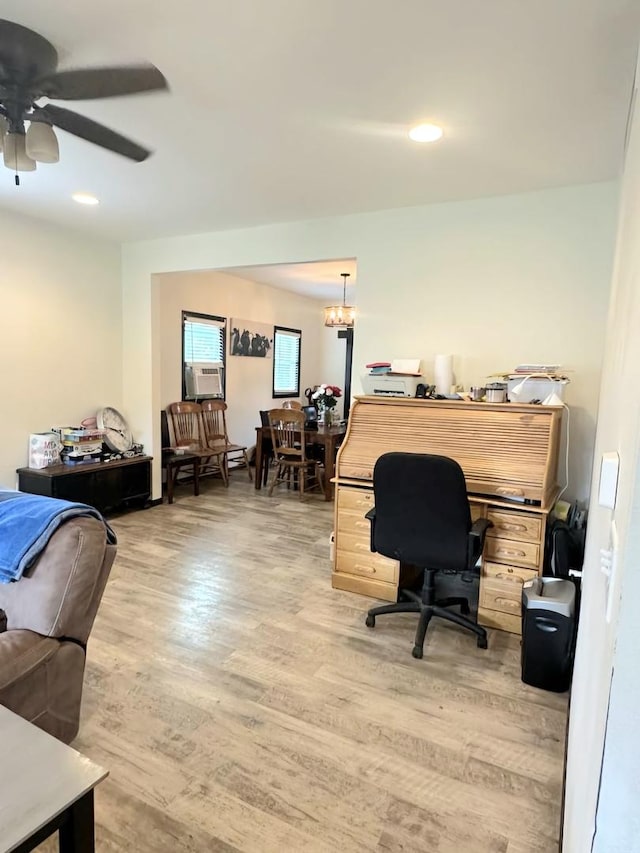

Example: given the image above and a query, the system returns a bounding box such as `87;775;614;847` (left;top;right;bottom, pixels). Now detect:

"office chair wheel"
477;635;488;649
411;645;424;659
365;614;376;628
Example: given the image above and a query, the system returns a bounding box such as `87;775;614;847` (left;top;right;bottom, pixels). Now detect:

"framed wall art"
229;319;274;358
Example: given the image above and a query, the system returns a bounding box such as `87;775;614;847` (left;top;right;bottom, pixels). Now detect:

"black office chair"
364;452;491;659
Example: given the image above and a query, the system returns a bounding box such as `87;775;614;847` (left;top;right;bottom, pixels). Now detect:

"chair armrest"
471;518;492;539
467;518;493;568
365;507;377;554
0;518;115;643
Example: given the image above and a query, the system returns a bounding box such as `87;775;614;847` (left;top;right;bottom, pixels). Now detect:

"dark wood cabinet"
16;457;152;514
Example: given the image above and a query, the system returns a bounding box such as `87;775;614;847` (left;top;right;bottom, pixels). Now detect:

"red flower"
315;384;343;408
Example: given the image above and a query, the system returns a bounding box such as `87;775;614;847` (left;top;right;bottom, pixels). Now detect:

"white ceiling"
0;0;638;242
223;258;357;300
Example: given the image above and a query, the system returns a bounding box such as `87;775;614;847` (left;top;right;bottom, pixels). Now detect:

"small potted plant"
312;384;342;426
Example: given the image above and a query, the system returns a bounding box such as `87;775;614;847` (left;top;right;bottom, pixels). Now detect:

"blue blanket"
0;491;116;583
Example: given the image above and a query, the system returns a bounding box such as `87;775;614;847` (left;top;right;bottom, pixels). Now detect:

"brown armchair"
0;516;116;743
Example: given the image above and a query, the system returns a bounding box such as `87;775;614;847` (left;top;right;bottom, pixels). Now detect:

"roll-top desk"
332;396;563;634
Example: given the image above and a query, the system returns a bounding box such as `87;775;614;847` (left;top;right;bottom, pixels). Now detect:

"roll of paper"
434;354;453;396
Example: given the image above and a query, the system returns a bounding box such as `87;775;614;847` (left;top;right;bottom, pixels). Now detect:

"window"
182;311;226;399
272;326;302;397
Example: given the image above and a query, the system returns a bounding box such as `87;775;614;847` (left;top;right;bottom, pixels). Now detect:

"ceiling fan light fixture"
0;115;8;151
324;272;356;328
0;19;169;182
3;132;36;172
25;121;59;163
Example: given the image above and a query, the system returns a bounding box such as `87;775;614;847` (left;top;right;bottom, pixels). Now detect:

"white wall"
593;464;640;852
321;324;347;419
122;182;617;501
0;209;122;489
563;54;640;852
157;270;328;449
353;186;617;502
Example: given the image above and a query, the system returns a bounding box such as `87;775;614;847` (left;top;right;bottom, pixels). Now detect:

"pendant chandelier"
324;272;355;328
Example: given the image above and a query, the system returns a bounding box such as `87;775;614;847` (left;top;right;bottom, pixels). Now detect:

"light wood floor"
39;477;567;852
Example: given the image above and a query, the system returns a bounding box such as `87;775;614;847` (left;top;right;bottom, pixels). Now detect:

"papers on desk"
364;359;422;378
388;358;421;376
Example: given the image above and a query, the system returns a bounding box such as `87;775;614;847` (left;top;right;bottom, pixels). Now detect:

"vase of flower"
313;384;342;428
318;405;336;427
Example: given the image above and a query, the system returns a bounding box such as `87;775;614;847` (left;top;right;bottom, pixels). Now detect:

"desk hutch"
332;396;563;634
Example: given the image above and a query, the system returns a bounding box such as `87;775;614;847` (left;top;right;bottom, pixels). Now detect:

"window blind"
273;327;302;396
183;315;225;365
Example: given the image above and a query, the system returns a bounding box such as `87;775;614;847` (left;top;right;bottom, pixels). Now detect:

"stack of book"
490;364;568;381
365;360;423;376
365;362;392;376
59;429;106;465
512;363;561;375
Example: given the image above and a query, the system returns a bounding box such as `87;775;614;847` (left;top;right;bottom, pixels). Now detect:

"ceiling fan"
0;19;168;183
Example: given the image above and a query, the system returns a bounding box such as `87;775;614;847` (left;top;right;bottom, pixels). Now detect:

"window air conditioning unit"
185;363;223;397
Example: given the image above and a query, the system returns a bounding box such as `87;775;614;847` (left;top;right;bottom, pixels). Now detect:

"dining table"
254;422;347;501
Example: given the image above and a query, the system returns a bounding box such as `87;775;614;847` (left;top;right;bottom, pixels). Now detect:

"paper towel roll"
434;354;453;396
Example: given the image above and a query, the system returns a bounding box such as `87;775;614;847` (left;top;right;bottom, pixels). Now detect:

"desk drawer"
478;563;536;636
332;570;397;602
337;530;396;564
483;561;538;585
480;576;523;616
478;607;522;635
335;552;398;584
337;509;371;536
485;536;540;570
338;487;374;512
487;510;541;543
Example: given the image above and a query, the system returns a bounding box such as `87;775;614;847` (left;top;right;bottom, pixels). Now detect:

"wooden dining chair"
257;410;278;486
166;401;228;486
267;408;324;499
160;409;200;503
201;399;253;483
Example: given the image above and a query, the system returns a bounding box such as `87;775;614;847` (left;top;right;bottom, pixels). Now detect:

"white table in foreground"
0;706;108;853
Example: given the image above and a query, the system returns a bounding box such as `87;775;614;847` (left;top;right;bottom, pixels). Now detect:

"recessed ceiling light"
408;123;443;143
72;192;99;206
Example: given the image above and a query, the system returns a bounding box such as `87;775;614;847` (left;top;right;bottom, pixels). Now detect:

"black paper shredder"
521;577;576;692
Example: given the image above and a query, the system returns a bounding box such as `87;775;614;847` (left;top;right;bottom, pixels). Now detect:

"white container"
507;377;567;404
486;382;507;403
28;432;61;469
434;354;454;396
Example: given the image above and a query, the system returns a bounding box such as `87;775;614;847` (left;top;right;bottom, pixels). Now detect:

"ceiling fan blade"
0;19;58;84
35;104;151;162
36;64;168;100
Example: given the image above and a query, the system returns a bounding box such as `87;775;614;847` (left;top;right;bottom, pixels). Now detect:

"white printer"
361;373;423;397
